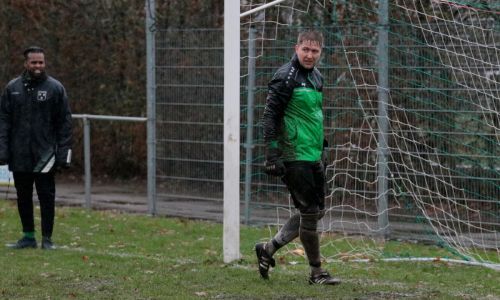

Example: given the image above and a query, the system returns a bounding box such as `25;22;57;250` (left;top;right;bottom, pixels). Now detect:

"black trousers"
13;172;56;238
282;161;325;214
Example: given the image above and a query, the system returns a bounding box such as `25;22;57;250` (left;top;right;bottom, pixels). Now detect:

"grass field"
1;199;499;299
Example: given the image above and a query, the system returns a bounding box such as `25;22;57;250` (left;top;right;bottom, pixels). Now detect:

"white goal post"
223;0;241;263
223;0;289;264
224;0;291;263
223;0;500;267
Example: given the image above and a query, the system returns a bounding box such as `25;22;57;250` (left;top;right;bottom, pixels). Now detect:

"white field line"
58;245;195;264
57;246;500;271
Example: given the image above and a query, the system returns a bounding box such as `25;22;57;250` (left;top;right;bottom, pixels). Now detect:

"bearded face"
24;52;46;79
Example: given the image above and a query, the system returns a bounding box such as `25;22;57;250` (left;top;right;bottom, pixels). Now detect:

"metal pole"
145;0;157;216
223;0;241;263
244;27;257;225
83;117;91;209
72;114;147;122
240;0;287;17
376;0;390;238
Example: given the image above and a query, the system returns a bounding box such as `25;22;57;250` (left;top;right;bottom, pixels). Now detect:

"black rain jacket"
0;71;73;172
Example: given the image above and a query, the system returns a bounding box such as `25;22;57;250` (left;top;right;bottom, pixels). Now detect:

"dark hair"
23;46;45;60
297;31;324;48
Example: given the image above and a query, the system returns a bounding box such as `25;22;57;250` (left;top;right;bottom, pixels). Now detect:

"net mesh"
241;0;499;267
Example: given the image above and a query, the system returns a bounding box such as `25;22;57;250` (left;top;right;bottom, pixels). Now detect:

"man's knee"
300;209;325;231
300;212;318;231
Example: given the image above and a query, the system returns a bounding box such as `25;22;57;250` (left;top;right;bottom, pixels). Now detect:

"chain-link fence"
154;25;499;241
155;29;224;202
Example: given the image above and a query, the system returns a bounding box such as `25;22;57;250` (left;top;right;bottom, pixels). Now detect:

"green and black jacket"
262;54;324;162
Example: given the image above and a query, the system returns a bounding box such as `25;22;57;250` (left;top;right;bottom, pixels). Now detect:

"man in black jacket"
0;46;72;250
255;31;341;285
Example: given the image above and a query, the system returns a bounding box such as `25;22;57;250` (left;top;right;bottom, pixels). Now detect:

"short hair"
297;31;324;48
23;46;45;60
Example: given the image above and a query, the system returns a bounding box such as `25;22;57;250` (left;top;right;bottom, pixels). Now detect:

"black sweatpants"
13;172;56;238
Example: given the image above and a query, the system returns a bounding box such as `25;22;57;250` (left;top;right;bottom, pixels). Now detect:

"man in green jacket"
256;31;341;285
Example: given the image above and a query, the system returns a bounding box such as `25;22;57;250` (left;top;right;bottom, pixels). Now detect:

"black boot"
41;236;56;250
255;243;276;279
6;236;37;249
309;271;341;285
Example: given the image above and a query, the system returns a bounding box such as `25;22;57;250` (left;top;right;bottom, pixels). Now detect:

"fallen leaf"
278;256;287;264
291;248;305;256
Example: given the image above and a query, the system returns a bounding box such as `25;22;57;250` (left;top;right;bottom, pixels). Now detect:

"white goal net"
238;0;499;269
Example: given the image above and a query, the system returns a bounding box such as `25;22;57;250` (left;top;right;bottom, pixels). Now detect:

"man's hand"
264;147;285;177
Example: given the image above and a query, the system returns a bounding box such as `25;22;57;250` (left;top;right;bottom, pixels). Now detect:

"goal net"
239;0;499;269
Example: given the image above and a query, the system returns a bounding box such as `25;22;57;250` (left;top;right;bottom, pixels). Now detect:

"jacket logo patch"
37;91;47;102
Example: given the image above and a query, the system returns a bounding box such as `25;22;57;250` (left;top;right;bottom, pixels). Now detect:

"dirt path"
0;180;278;225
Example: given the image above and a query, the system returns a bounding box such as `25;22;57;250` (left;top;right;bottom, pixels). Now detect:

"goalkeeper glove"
264;147;285;177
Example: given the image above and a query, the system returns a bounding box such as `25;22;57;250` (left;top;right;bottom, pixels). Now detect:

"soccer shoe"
41;237;56;250
255;242;275;279
309;271;341;285
6;236;37;249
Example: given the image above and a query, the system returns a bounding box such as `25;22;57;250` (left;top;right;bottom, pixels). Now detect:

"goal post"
223;0;290;263
223;0;241;263
223;0;500;268
223;0;290;264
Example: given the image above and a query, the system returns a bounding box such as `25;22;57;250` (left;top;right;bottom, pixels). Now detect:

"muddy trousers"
13;172;56;238
271;161;326;268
